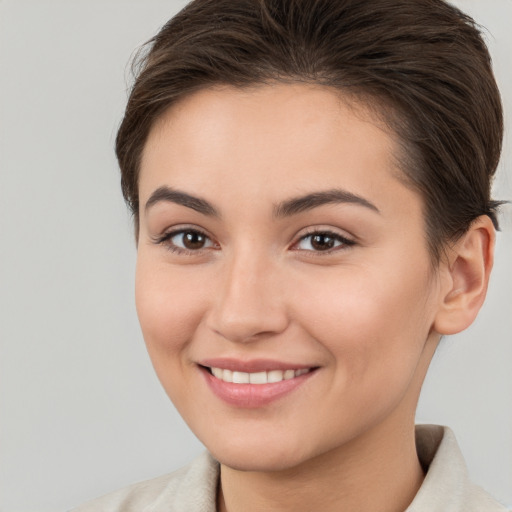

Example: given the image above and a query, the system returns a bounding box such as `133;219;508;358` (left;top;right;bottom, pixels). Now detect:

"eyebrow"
273;189;380;217
145;186;219;217
144;186;380;218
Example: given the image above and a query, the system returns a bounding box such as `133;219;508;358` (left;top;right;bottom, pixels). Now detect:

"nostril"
206;303;290;343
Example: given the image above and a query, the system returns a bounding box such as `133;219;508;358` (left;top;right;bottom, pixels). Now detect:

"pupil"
312;234;334;251
184;231;205;249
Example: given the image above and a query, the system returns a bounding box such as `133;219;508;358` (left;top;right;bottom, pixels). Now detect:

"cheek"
134;257;207;373
292;262;435;396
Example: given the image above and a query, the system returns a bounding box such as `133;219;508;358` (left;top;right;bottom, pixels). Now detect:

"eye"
155;228;216;253
294;231;355;252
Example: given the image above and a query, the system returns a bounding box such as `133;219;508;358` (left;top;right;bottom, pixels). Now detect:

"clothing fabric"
71;425;508;512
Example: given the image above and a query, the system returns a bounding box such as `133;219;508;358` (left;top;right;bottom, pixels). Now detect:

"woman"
74;0;508;510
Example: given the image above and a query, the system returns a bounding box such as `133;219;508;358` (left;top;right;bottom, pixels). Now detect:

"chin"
201;430;320;473
212;448;307;473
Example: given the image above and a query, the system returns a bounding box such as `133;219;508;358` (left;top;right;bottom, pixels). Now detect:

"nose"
205;251;289;343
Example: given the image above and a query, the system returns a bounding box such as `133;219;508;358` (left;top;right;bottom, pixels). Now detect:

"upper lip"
199;358;316;373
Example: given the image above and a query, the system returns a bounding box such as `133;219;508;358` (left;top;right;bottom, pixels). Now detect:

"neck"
217;418;424;512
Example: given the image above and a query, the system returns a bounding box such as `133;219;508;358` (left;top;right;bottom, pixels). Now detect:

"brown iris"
310;233;336;251
182;231;207;250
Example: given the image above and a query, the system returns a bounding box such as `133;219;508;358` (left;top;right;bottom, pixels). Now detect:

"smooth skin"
136;84;494;512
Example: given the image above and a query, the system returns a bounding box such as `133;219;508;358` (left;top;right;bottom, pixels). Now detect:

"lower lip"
200;367;316;408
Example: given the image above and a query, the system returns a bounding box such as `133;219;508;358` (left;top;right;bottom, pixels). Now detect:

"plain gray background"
0;1;510;510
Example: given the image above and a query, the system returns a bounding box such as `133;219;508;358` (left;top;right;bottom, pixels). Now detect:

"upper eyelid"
153;228;218;255
293;227;356;243
287;232;356;260
153;225;212;242
152;226;356;250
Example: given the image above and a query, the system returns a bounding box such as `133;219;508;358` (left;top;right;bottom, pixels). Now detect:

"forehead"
139;83;418;220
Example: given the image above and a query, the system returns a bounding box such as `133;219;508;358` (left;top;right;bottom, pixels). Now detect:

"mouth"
205;366;313;384
198;360;318;407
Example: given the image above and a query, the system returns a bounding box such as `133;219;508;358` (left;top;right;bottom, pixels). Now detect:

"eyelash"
153;228;217;256
153;228;356;255
293;229;356;253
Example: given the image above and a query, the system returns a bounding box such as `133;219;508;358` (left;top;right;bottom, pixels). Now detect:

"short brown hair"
116;0;504;261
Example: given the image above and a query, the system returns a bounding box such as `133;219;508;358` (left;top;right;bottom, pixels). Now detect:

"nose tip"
206;258;289;343
210;315;283;344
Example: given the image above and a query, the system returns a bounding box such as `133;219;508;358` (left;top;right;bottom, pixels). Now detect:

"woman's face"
136;84;444;471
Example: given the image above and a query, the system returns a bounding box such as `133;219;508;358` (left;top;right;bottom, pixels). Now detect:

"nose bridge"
207;246;288;342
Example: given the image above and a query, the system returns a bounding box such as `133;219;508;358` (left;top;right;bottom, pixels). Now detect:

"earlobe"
433;215;495;335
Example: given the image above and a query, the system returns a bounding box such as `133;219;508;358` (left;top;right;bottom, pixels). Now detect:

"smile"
200;362;318;408
209;367;312;384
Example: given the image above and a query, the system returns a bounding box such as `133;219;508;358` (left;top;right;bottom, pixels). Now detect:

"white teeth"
249;371;267;384
209;367;312;384
267;370;284;383
211;367;223;379
232;371;250;384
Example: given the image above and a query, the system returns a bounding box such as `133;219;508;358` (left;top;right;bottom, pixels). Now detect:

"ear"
433;215;495;335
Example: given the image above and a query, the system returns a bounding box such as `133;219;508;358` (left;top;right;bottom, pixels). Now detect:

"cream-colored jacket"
71;425;508;511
